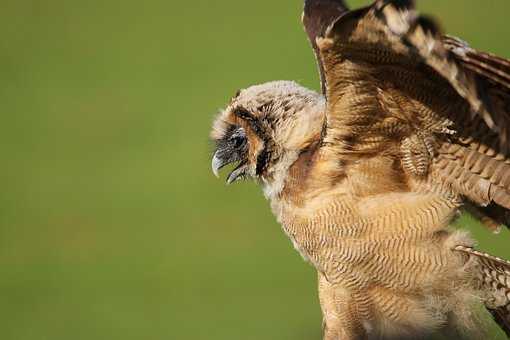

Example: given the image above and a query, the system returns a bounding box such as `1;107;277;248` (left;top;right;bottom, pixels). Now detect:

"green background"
2;1;509;339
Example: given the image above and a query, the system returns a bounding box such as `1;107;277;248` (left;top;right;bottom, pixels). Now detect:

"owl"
210;1;510;339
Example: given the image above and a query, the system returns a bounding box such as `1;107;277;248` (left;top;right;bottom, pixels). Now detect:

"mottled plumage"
210;1;510;339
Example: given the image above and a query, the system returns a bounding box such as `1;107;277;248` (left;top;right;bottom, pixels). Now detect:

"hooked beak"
211;152;225;178
211;150;248;184
225;161;248;184
211;126;249;184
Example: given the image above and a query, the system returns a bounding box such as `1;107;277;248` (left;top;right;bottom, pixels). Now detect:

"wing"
308;1;510;227
455;246;510;337
302;0;350;95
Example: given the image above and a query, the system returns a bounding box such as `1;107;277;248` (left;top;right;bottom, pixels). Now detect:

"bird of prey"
210;1;510;339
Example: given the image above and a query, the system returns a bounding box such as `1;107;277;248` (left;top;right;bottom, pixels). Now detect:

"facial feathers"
211;81;325;193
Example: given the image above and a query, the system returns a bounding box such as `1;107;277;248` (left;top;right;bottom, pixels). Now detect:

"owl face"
211;90;276;185
211;81;325;192
211;124;250;184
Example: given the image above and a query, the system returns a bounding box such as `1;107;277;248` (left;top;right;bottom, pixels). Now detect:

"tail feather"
454;245;510;337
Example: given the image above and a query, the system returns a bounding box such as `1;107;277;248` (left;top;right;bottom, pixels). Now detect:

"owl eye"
229;128;247;148
230;135;245;148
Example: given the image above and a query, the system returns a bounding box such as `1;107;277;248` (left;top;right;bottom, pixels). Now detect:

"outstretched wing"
306;1;510;227
302;0;350;95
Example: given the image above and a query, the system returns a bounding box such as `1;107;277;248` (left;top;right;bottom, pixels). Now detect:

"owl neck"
261;150;301;202
261;142;322;220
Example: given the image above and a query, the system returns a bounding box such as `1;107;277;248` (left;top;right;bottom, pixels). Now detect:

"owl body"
271;167;481;338
210;1;510;339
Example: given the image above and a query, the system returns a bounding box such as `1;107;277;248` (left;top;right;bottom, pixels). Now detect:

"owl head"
210;80;325;197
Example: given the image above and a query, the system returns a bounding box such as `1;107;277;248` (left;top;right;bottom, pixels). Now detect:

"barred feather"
455;246;510;337
302;0;510;231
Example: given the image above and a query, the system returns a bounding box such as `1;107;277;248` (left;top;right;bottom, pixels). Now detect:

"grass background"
1;1;509;339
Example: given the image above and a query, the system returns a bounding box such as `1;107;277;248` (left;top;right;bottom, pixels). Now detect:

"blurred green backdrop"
1;1;509;339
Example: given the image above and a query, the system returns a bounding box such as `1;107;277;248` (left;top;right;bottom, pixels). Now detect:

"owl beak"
211;150;247;184
212;127;249;184
225;161;247;184
212;152;227;178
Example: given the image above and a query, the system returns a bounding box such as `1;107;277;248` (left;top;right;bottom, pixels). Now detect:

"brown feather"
454;246;510;337
302;0;350;95
312;0;510;229
444;36;510;153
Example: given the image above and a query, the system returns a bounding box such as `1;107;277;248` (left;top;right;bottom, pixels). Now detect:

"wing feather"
302;0;350;95
444;36;510;89
310;0;510;227
454;246;510;337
